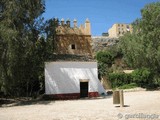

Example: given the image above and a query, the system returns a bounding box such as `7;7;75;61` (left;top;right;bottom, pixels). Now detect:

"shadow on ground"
115;105;130;108
0;98;54;107
78;94;113;101
0;91;114;107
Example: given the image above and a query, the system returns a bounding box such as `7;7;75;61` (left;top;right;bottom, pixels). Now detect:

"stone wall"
91;36;119;53
55;34;92;56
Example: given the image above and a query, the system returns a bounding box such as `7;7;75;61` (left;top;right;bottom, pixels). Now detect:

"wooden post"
119;90;124;107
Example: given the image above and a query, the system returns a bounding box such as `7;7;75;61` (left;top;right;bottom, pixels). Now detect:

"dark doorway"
80;82;88;98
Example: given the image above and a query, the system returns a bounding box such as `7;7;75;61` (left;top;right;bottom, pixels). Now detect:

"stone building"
44;18;107;100
54;18;92;57
108;23;132;38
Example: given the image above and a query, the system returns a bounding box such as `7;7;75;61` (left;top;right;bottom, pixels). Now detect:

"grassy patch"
118;83;138;89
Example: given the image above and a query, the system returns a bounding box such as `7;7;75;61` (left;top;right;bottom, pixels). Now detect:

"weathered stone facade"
108;23;133;38
55;35;92;56
54;18;92;57
92;36;119;53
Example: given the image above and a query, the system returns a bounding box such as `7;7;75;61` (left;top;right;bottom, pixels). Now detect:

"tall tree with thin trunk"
0;0;45;96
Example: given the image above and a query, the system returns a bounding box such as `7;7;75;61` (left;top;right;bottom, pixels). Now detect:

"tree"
44;18;59;59
119;2;160;87
96;51;113;79
0;0;45;96
120;2;160;72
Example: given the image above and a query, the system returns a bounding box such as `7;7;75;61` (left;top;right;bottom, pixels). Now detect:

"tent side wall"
45;62;106;99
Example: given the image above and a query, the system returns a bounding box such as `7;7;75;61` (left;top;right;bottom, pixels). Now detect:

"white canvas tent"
45;62;106;99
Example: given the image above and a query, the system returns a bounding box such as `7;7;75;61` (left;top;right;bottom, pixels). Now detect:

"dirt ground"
0;91;160;120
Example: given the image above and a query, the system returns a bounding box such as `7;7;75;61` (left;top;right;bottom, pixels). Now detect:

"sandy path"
0;91;160;120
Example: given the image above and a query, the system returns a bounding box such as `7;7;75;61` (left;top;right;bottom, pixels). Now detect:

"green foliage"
96;44;124;80
119;2;160;74
131;68;152;87
107;44;123;59
119;2;160;89
109;68;153;89
118;83;138;89
44;18;58;59
97;62;108;77
108;73;132;88
96;51;114;79
0;0;46;97
96;51;113;65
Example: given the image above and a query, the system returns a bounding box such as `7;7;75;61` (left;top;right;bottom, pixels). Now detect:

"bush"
108;68;154;89
149;76;160;89
155;78;160;87
108;73;132;88
96;51;113;65
131;68;153;87
118;83;138;89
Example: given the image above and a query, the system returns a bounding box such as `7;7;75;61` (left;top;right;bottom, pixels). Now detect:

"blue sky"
43;0;159;36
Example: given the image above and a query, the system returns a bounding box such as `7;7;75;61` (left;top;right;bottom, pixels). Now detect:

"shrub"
118;83;138;89
96;51;113;65
131;68;153;87
108;73;132;88
108;68;154;89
